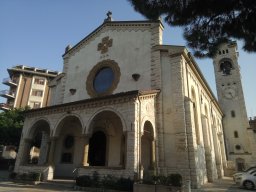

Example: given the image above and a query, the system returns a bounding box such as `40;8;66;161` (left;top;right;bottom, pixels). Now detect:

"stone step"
40;179;75;188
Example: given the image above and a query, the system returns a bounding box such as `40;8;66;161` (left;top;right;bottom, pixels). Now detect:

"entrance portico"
15;90;159;180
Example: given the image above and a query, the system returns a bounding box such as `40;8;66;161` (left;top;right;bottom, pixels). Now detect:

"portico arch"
141;120;155;174
22;119;51;165
53;113;84;137
85;107;127;135
52;115;83;178
86;110;125;167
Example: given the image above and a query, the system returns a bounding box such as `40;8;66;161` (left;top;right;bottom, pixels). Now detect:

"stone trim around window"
86;60;121;97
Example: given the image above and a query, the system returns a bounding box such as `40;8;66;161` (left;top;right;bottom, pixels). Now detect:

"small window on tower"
234;131;239;138
231;110;236;117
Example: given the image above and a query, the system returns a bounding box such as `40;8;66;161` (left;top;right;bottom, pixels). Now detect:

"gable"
61;20;164;103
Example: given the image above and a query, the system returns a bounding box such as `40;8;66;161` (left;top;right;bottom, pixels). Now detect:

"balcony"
0;103;11;111
2;78;18;86
0;90;16;99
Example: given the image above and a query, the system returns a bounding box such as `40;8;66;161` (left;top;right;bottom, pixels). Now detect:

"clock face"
223;87;236;99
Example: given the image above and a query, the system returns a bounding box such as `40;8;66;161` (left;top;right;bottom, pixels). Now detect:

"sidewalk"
0;170;254;192
192;177;254;192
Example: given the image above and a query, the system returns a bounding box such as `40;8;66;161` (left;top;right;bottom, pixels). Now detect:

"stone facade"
15;18;227;189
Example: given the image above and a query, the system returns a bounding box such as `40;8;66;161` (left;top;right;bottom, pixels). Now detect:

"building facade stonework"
15;18;227;189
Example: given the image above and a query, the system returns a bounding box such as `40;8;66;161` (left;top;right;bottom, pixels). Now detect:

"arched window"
231;110;236;117
220;60;233;75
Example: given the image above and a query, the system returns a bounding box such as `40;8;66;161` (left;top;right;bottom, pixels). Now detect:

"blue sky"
0;0;255;117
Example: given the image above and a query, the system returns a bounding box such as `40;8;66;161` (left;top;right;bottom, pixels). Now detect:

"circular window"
235;145;241;150
93;67;114;94
86;60;120;97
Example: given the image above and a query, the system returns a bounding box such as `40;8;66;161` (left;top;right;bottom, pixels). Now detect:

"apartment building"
0;65;60;110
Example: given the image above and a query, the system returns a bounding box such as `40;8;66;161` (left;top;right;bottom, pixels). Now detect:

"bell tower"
213;41;252;171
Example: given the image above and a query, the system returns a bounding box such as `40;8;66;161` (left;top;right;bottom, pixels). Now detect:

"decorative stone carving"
97;36;113;54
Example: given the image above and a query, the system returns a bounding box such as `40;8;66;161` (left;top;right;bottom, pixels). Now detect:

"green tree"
128;0;256;58
0;108;28;146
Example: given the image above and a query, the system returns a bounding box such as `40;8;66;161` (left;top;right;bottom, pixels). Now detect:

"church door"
88;131;106;166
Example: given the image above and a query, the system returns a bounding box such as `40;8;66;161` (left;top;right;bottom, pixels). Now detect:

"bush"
76;174;133;191
9;172;17;179
27;172;41;181
76;175;92;187
10;172;41;181
101;175;117;189
167;174;182;187
92;171;100;187
143;174;182;187
116;177;133;191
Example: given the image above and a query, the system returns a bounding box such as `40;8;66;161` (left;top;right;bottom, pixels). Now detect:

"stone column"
212;126;222;178
21;138;32;165
126;131;137;179
201;115;213;182
150;139;156;175
119;133;126;168
38;131;50;165
48;137;57;165
81;135;90;166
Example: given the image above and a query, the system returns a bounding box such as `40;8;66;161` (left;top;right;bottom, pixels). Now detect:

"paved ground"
192;177;255;192
0;170;255;192
0;181;77;192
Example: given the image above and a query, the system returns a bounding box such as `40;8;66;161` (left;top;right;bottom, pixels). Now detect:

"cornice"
153;45;223;115
25;90;160;117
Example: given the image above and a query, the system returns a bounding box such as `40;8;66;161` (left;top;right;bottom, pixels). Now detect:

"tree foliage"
128;0;256;58
0;108;28;146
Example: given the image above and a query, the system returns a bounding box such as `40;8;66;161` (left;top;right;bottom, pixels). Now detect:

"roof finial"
104;11;113;22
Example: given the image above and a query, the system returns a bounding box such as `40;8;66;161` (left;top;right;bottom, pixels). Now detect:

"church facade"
14;17;228;188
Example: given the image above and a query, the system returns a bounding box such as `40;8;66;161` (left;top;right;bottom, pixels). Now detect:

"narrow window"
33;102;41;109
32;90;43;97
34;78;45;85
231;110;236;117
234;131;239;138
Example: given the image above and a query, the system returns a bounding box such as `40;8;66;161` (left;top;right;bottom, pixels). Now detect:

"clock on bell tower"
213;41;252;171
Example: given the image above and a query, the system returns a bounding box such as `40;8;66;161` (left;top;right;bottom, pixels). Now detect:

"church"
13;14;253;188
